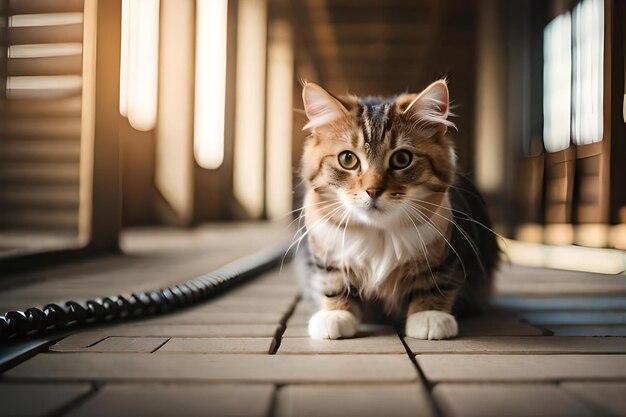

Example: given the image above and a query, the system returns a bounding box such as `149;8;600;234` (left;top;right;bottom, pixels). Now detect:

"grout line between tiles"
84;336;110;348
151;337;172;353
396;327;444;417
270;295;301;354
266;384;281;417
48;380;100;417
556;382;615;417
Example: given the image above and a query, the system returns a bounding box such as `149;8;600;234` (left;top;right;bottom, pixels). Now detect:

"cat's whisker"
341;212;351;286
404;203;469;282
408;200;483;254
281;202;340;262
406;200;483;255
323;207;350;269
281;205;344;270
289;201;343;238
406;197;505;242
285;199;342;217
295;206;345;260
286;202;343;236
293;205;343;252
409;203;472;278
284;200;343;228
400;206;442;296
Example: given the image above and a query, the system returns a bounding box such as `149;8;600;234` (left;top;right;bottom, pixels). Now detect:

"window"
543;0;604;152
571;0;604;146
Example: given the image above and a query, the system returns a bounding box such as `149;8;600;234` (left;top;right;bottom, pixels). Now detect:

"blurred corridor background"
0;0;625;267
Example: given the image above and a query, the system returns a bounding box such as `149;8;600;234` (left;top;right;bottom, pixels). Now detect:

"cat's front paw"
405;310;458;340
308;309;359;339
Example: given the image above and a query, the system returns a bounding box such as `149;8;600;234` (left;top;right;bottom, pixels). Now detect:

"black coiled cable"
0;245;287;341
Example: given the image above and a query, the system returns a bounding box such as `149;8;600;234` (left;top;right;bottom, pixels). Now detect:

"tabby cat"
297;80;499;340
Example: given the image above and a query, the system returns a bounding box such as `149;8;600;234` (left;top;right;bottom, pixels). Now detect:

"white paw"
308;310;359;339
405;310;458;340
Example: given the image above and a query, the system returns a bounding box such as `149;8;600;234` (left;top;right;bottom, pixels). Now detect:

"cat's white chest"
309;215;444;294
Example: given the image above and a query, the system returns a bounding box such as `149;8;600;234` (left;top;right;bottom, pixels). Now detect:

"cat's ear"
302;82;348;130
398;80;455;135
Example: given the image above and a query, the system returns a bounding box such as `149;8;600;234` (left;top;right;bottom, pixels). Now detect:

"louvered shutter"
0;0;84;232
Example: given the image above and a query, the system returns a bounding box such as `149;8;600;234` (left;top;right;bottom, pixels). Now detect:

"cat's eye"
389;150;413;170
338;151;359;170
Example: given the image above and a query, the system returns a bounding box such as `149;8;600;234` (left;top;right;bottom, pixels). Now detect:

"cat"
296;80;500;340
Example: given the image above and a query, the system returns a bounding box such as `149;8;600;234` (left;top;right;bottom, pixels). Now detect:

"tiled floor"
2;226;626;417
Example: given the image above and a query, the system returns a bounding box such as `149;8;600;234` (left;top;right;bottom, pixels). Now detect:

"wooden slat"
8;0;84;15
7;55;82;76
7;24;83;45
0;96;82;117
1;117;81;139
0;185;79;209
0;162;80;185
0;208;78;230
6;88;82;100
0;140;81;161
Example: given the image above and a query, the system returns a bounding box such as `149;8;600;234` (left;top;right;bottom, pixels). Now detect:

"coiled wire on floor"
0;245;288;341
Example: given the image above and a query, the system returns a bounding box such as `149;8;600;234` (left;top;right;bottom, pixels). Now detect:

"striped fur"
298;80;499;340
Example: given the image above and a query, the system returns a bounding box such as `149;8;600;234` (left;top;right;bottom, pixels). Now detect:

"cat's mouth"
364;199;382;211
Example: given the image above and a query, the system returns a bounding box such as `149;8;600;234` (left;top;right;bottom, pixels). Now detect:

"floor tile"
207;297;297;312
278;334;406;354
85;337;169;353
290;301;318;317
50;324;282;352
226;285;301;299
143;310;286;325
561;382;626;417
417;354;626;382
282;323;395;338
275;384;435;417
283;325;311;337
495;266;626;296
50;332;109;352
457;316;544;336
0;223;291;311
548;326;626;337
406;336;626;354
65;384;274;417
0;382;91;417
6;353;418;383
433;383;594;417
519;311;626;326
287;313;312;325
156;337;275;354
493;296;626;311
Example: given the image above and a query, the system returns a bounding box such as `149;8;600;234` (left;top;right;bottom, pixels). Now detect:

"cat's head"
301;80;456;227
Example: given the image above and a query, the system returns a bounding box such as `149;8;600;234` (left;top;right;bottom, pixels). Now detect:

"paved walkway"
1;226;626;417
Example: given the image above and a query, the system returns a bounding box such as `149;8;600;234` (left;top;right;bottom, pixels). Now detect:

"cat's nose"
366;188;385;199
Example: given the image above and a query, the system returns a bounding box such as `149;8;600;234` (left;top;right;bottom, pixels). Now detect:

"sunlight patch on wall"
119;0;160;132
8;43;82;58
233;0;267;217
7;75;82;90
194;0;229;169
9;13;83;27
474;1;505;193
156;0;195;223
265;20;294;219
